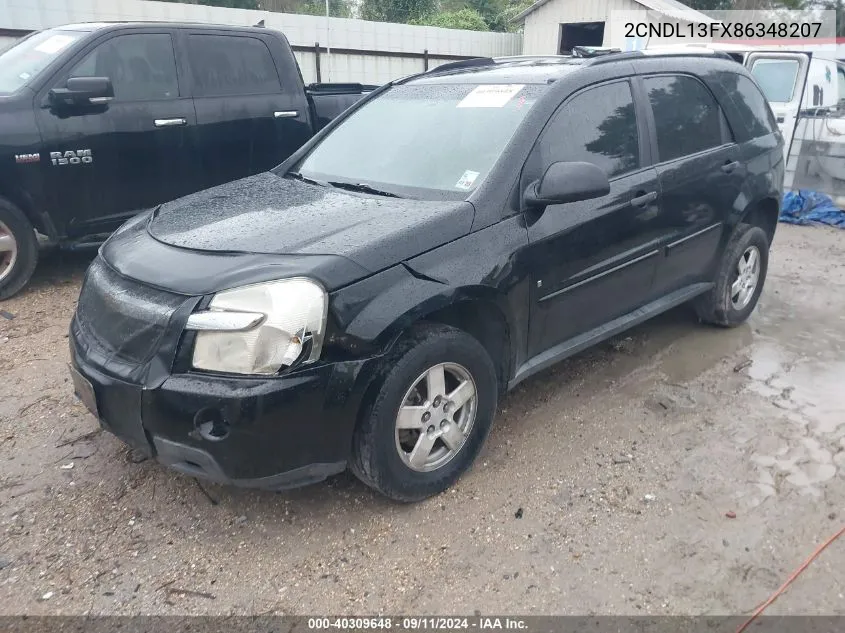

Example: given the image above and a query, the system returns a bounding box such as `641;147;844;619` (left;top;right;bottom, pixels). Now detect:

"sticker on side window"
455;170;480;190
457;84;524;108
34;35;76;55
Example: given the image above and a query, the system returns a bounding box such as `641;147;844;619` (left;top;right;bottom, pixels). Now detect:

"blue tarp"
781;190;845;228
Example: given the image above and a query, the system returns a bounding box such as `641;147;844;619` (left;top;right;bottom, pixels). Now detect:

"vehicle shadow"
188;302;743;517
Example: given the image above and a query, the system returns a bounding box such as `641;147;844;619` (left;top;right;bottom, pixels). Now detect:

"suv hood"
148;172;475;273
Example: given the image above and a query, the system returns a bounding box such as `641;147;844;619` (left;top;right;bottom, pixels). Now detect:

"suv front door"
36;30;198;239
523;79;664;360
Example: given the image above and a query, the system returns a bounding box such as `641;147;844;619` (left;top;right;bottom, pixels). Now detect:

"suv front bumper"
69;319;380;490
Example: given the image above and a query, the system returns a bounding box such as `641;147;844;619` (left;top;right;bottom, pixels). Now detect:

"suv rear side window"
645;75;724;162
728;74;779;139
538;81;640;179
69;33;178;101
188;34;280;97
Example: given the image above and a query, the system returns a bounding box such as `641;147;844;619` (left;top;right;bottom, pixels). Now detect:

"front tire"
0;199;38;301
350;324;498;502
695;223;769;327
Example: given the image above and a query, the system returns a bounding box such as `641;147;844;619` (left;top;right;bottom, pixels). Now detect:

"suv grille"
76;258;187;366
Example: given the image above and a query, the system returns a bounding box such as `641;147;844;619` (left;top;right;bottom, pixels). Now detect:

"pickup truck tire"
350;324;497;502
0;199;38;301
695;223;769;327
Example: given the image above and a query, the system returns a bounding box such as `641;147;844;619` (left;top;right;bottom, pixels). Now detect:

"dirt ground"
0;224;844;616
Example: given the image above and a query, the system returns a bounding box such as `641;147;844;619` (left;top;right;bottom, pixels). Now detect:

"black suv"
70;52;784;502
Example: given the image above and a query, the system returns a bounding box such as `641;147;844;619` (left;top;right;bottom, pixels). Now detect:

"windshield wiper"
287;172;328;187
327;181;403;198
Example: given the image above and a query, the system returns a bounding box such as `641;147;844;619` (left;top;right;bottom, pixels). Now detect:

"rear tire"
695;223;769;327
0;199;38;301
350;324;498;502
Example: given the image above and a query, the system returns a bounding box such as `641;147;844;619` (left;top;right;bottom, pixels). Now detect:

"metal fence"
0;0;523;84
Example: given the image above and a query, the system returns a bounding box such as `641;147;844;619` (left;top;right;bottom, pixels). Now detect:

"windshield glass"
0;29;88;94
292;83;544;198
751;59;799;103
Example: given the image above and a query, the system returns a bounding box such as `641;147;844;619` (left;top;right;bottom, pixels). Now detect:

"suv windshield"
291;82;544;198
0;29;88;95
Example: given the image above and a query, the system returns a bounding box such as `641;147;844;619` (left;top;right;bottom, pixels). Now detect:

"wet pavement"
0;224;843;615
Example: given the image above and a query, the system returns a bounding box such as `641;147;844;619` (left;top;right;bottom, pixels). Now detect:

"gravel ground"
1;224;844;616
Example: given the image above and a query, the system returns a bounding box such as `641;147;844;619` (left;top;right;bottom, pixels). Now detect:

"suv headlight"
185;278;328;375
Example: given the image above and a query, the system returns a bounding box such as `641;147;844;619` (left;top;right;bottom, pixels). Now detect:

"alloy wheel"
0;221;18;284
731;245;761;310
394;362;478;472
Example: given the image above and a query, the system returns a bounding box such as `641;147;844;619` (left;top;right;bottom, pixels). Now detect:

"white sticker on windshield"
34;35;75;55
457;84;524;108
455;170;480;191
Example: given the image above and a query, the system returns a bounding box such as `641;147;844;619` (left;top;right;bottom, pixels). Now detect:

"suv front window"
291;83;545;198
0;29;88;95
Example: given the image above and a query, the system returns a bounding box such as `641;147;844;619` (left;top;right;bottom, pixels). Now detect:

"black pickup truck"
0;22;373;298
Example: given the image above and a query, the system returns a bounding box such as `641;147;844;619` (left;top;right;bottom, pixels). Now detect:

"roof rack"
423;57;496;75
571;46;621;58
587;48;733;65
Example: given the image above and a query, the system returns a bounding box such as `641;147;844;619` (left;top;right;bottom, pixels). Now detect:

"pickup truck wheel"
350;324;497;502
0;200;38;301
695;223;769;327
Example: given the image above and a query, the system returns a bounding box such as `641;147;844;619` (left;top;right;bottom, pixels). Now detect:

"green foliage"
414;7;490;30
682;0;733;9
359;0;438;23
296;0;351;18
815;0;845;37
157;0;260;8
439;0;532;31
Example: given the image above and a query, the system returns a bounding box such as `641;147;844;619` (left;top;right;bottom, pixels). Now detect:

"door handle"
631;191;658;208
274;110;299;118
776;116;785;123
721;160;741;174
154;118;187;127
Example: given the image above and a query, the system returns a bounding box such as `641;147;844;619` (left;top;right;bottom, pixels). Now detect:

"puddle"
657;323;754;383
746;343;845;435
741;336;845;501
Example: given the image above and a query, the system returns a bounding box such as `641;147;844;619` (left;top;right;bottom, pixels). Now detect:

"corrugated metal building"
514;0;712;55
0;0;522;83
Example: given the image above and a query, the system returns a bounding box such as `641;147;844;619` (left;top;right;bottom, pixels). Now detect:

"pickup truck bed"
308;83;379;130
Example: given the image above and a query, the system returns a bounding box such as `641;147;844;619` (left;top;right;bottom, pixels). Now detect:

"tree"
158;0;260;8
415;8;490;29
295;0;351;17
683;0;733;9
815;0;845;36
684;0;808;8
359;0;437;23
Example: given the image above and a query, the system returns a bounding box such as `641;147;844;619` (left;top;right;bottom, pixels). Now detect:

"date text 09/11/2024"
307;618;528;630
624;21;823;39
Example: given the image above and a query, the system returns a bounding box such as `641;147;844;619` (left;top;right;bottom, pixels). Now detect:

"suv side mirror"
524;161;610;208
49;76;114;108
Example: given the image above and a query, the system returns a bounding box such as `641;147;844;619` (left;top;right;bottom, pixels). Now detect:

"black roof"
55;21;269;33
411;50;734;85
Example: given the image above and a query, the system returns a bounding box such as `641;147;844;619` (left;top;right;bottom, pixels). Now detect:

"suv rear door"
182;29;313;190
639;73;742;296
36;28;199;239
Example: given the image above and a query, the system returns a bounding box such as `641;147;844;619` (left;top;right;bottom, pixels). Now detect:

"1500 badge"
50;149;93;165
